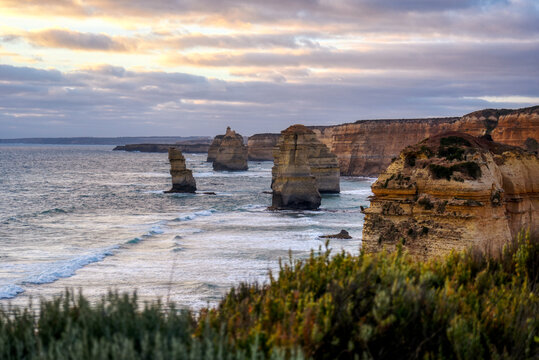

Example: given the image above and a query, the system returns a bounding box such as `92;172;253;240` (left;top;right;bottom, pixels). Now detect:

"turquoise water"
0;145;373;308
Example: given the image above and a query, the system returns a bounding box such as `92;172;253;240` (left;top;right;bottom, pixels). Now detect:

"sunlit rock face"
247;133;280;161
362;132;539;259
318;106;539;177
213;127;248;171
166;147;196;193
207;135;224;162
271;125;321;210
273;124;340;194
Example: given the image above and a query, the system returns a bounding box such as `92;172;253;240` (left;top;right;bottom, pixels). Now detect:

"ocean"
0;145;374;309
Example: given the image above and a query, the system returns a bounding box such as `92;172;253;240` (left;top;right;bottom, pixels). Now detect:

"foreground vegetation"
1;234;537;359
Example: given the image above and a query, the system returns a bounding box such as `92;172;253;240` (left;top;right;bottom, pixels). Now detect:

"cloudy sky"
1;0;538;137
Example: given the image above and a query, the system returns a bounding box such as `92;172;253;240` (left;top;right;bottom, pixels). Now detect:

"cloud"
20;29;132;51
0;63;537;138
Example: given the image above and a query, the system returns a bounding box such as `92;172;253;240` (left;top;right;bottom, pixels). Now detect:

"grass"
1;233;537;359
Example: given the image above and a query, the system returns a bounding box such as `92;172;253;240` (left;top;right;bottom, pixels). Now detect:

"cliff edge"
362;132;539;258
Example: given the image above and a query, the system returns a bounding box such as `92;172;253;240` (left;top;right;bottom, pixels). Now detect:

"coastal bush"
1;234;537;359
429;162;481;180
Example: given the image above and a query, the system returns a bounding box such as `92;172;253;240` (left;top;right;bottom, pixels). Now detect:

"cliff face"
327;106;539;177
213;127;248;171
362;133;539;259
247;133;280;161
273;125;340;194
271;125;321;210
165;147;196;193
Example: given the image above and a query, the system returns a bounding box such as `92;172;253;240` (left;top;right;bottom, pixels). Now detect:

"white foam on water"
173;209;217;222
21;245;120;286
0;284;25;299
341;189;374;196
144;190;165;194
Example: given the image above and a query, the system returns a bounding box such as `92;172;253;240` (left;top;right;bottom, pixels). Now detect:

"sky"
0;0;538;138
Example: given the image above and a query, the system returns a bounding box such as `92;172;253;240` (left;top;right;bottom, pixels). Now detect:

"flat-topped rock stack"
271;125;321;210
362;132;539;259
165;147;196;193
272;125;340;194
212;127;248;171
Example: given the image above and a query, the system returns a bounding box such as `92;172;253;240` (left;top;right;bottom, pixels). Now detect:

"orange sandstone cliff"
361;132;539;259
247;106;539;177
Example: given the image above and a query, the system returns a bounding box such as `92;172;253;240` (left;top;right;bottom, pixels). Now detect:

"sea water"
0;145;374;309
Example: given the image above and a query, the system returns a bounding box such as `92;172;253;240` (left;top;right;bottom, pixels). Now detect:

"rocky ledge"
213;127;248;171
362;132;539;259
164;147;196;193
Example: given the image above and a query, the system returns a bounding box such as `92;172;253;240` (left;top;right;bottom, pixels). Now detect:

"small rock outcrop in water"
213;127;248;171
165;147;196;193
362;132;539;259
320;230;352;239
271;125;322;210
273;125;340;194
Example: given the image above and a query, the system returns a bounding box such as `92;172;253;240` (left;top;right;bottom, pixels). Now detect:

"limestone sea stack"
213;127;248;171
271;125;323;210
362;132;539;259
165;147;196;193
272;125;340;193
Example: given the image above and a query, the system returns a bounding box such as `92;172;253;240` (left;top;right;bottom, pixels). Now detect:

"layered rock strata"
320;106;539;176
165;147;197;193
213;127;248;171
248;106;538;176
273;125;340;194
247;133;280;161
271;125;321;210
362;132;539;259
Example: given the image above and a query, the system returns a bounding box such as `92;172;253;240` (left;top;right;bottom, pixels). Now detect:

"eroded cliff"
247;133;280;161
362;132;539;259
326;106;539;176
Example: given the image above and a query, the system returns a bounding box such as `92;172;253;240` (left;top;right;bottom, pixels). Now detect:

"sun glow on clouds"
0;0;538;137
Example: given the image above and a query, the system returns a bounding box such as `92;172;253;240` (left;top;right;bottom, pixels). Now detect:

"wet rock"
320;230;352;239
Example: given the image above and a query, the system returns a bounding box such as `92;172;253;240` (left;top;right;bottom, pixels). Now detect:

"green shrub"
1;235;537;359
440;136;472;147
429;162;482;180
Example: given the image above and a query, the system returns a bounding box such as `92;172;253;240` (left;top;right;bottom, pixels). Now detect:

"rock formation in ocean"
320;230;352;239
207;135;224;162
247;133;280;161
361;132;539;258
213;127;248;171
165;147;196;193
273;125;340;194
271;125;321;210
